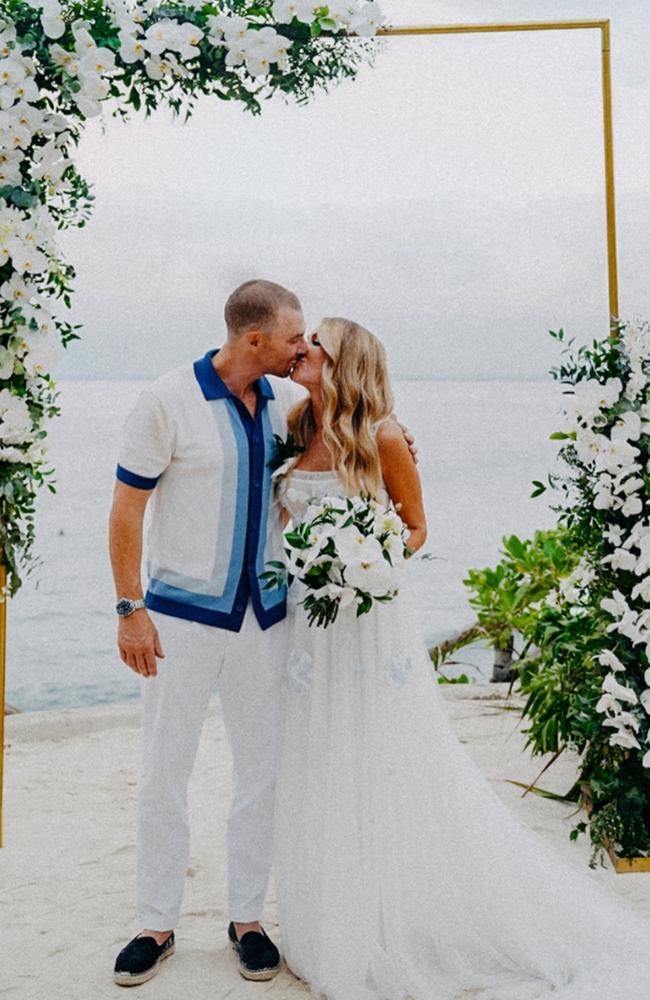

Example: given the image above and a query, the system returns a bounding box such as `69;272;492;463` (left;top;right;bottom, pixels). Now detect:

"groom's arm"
109;481;165;678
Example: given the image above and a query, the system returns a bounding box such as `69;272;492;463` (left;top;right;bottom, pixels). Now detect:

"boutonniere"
268;433;305;473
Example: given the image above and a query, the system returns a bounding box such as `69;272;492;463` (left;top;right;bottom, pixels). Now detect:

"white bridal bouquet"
261;494;410;627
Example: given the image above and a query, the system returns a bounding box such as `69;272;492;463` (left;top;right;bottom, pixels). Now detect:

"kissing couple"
110;279;650;999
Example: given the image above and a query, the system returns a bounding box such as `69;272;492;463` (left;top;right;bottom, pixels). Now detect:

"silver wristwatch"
116;597;146;617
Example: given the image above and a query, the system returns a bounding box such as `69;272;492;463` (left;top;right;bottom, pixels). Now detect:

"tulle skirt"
273;569;650;1000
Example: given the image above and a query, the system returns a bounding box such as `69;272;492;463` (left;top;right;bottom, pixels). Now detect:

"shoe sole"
113;943;175;987
230;942;281;981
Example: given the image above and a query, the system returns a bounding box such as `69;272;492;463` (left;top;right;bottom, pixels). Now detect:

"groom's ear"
245;329;263;349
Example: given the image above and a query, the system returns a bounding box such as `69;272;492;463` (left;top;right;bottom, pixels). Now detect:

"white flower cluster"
271;1;385;36
270;491;409;626
291;493;407;600
557;323;650;760
554;554;596;609
204;15;290;77
595;651;650;763
596;586;650;759
562;371;650;516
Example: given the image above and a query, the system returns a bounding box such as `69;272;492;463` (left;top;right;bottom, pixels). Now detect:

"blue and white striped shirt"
116;349;305;631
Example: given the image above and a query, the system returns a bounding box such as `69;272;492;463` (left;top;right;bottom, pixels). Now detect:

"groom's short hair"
225;279;301;337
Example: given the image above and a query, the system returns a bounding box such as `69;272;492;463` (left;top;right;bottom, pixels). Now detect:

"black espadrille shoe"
228;922;281;981
113;932;175;987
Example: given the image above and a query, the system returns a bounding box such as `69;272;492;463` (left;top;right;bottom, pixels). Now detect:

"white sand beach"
4;684;650;1000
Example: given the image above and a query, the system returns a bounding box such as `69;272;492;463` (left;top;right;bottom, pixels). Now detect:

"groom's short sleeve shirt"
116;349;306;632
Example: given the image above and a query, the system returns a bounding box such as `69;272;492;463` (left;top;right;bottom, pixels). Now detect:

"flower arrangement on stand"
434;319;650;866
516;319;650;865
0;0;384;592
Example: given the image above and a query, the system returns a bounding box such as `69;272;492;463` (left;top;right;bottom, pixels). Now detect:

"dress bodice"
274;462;390;523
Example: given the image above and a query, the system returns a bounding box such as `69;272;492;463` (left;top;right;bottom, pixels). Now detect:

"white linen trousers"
136;607;288;930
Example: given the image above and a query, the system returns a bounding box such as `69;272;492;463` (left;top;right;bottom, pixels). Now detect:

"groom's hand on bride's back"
390;415;418;464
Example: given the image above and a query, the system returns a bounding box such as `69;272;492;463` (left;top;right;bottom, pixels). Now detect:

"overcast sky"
56;0;650;380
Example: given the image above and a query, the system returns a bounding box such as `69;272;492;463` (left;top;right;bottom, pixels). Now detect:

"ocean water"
5;378;563;711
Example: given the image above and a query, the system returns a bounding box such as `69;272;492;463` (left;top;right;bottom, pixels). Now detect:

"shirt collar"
193;348;275;401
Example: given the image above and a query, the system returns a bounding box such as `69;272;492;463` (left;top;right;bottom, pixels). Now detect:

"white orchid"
78;46;117;77
564;376;622;427
11;100;45;134
631;576;650;603
594;435;640;475
118;31;147;63
0;388;33;444
600;589;630;619
633;535;650;577
350;0;385;35
595;649;627;673
0;153;21;185
272;0;318;24
41;4;66;40
20;328;62;377
31;139;72;186
603;711;641;732
206;13;249;43
624;369;647;402
611;409;642;442
596;691;622;715
0;27;17;60
144;52;187;81
243;27;293;76
603;522;625;547
608;729;642;751
174;22;204;61
621;493;643;517
602;671;638;705
142;19;182;56
0;348;14;379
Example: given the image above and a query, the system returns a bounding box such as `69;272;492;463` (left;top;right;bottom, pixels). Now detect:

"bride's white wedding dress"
272;463;650;1000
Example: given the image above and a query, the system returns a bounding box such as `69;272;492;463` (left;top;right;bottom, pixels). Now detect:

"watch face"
116;599;134;616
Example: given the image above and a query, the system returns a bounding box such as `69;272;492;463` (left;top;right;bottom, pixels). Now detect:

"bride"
271;317;650;1000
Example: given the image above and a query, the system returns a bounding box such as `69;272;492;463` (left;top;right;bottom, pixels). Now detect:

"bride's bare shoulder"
375;417;406;448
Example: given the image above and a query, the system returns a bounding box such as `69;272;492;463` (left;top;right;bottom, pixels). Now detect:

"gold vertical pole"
0;561;6;849
600;21;620;333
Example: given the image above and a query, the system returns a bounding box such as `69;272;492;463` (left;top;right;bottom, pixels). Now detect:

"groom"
109;279;416;987
110;279;308;986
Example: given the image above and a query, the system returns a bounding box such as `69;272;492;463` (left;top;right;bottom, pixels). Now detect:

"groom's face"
261;306;307;377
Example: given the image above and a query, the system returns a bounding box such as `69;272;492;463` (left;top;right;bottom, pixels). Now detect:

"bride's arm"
376;421;427;555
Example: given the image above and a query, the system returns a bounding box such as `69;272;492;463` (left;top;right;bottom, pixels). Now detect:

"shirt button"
235;603;244;613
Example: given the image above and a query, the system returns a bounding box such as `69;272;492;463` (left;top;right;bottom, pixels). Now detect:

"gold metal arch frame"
0;19;620;856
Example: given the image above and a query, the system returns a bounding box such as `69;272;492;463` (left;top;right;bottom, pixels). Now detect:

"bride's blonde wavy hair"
286;317;394;499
